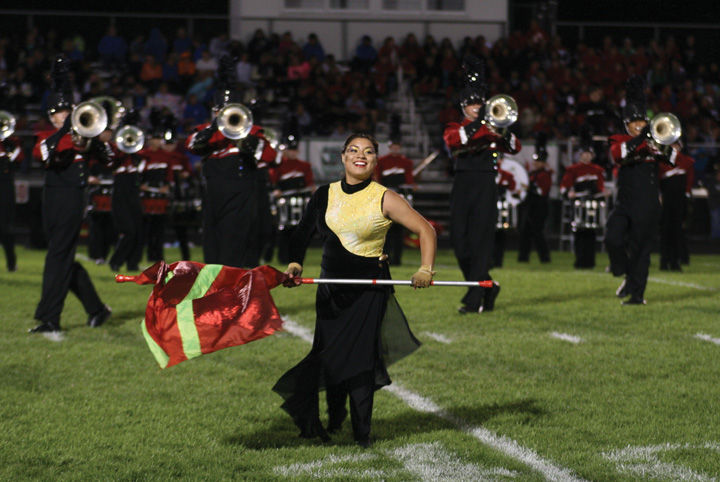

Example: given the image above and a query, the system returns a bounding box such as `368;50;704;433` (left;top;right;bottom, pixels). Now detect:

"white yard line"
550;332;583;344
647;276;717;292
281;317;584;482
602;442;720;481
695;333;720;345
421;331;452;344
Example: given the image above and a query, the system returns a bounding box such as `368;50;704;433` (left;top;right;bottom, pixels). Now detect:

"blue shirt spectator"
302;33;325;62
98;25;127;67
173;27;193;55
183;93;209;126
144;27;167;62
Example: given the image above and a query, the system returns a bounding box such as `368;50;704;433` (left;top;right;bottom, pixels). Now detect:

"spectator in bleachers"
352;35;377;73
182;93;208;130
177;51;196;91
144;28;167;63
195;50;218;76
248;29;270;64
209;33;230;59
173;27;193;55
139;55;162;90
98;25;127;71
302;33;325;63
235;52;252;86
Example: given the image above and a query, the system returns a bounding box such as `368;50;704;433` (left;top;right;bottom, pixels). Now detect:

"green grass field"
1;246;719;481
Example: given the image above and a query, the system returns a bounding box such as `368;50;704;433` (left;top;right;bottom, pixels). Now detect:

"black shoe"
109;264;120;272
127;265;140;271
482;282;501;312
622;297;646;305
88;305;112;327
670;263;682;272
355;436;372;449
615;279;629;298
29;321;61;333
458;305;480;315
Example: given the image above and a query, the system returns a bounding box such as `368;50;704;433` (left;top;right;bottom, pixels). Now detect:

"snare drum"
275;189;312;231
571;197;607;231
90;186;113;213
141;191;170;215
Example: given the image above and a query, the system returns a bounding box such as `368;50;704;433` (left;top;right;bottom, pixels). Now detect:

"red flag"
117;261;287;368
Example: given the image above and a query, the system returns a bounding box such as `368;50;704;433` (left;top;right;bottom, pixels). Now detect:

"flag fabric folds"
117;261;287;369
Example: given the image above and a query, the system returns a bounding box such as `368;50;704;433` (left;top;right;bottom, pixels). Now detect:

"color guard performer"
0;109;23;272
30;56;112;334
560;133;606;269
517;134;552;264
606;76;678;305
443;55;520;314
186;56;276;268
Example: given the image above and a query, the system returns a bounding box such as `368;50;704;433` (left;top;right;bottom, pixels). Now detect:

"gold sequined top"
325;180;392;257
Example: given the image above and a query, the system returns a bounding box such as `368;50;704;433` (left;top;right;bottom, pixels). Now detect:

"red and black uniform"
269;155;314;265
187;123;276;268
658;152;694;270
0;136;24;271
606;133;676;302
138;147;175;263
493;167;516;268
109;149;145;271
518;164;552;263
32;128;112;329
86;159;116;263
168;148;195;261
374;152;414;265
560;161;605;268
444;118;520;312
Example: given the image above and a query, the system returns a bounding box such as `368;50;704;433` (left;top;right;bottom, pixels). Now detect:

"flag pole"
300;278;494;287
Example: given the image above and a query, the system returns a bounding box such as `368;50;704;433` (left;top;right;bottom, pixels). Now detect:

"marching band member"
139;113;174;263
606;76;677;305
560;133;605;269
87;150;116;265
276;133;436;448
109;110;145;272
0;109;23;272
658;138;695;270
269;131;315;265
517;134;552;264
186;56;276;268
374;136;415;266
162;114;195;262
443;55;520;314
492;156;516;268
30;56;112;334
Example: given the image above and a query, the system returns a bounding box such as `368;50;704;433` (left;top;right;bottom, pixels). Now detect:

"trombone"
484;94;518;133
216;103;253;140
0;111;16;141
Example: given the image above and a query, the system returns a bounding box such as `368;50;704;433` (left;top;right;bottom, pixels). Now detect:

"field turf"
1;246;719;480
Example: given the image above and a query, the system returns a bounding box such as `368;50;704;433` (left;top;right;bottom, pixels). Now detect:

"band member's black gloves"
625;124;651;153
192;118;218;151
90;138;114;165
238;134;260;156
45;115;73;154
463;116;485;140
1;139;15;151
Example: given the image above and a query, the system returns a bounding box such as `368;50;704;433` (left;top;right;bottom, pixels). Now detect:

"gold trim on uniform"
326;180;392;257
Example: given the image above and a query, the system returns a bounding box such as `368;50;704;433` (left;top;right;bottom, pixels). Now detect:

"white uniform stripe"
459;126;468;145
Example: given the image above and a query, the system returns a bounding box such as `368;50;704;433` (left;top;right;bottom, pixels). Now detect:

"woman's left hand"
411;266;434;289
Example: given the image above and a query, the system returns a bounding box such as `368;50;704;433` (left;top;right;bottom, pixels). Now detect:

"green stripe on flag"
141;319;169;368
175;264;223;360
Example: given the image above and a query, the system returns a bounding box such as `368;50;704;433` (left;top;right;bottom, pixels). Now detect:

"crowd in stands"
1;20;719;179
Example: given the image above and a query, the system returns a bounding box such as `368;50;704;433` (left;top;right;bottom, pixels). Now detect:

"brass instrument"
484;94;518;130
71;100;108;138
0;110;16;141
91;96;126;130
115;125;145;154
649;112;682;149
216;103;253;140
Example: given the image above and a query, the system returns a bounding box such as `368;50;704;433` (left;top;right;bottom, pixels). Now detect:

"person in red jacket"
606;76;677;305
518;134;552;263
269;133;315;264
0;121;24;272
374;137;415;265
443;55;521;314
30;56;112;335
560;135;606;269
186;55;276;268
658;138;695;270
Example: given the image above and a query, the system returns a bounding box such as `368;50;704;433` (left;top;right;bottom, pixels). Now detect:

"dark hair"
342;133;378;154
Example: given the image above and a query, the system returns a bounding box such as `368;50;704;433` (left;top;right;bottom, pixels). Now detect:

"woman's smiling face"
341;137;378;184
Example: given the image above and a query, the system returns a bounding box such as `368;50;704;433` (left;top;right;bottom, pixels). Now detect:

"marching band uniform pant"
144;214;166;262
326;371;375;442
605;203;660;300
0;180;16;270
110;187;144;270
517;197;550;263
450;171;496;310
35;186;104;326
385;223;404;265
87;211;116;261
573;229;597;268
660;193;686;269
